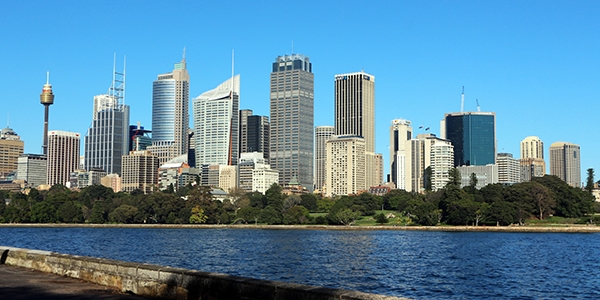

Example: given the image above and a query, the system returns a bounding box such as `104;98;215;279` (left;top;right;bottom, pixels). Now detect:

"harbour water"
1;227;598;299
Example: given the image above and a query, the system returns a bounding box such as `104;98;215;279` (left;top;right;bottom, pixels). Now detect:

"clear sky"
1;1;598;182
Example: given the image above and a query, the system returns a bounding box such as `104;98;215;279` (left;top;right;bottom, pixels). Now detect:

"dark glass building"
442;112;496;167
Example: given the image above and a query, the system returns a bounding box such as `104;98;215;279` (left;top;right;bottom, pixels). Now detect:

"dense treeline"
0;174;595;226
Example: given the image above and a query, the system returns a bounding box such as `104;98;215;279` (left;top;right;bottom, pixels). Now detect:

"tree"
586;168;595;193
109;205;138;223
90;201;106;223
236;207;262;224
316;198;334;212
447;168;461;188
424;166;433;192
189;206;207;224
30;202;57;223
258;205;283;224
466;173;478;194
300;194;318;211
283;205;310;224
474;202;490;226
283;194;302;211
375;212;388;225
530;183;555;220
56;201;83;223
330;209;361;226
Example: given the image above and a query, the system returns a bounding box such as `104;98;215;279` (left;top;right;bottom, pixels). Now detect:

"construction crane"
476;99;481;112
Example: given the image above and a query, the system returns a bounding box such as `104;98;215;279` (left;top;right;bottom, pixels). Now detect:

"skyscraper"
148;52;189;165
193;75;240;166
389;119;412;189
269;54;314;188
430;141;455;191
334;72;376;187
314;125;335;191
239;109;253;155
46;131;80;186
550;142;581;187
520;136;545;181
84;68;130;175
405;133;452;192
497;153;520;184
17;154;47;187
325;135;366;197
240;110;270;161
441;112;496;167
121;150;159;194
0;126;24;179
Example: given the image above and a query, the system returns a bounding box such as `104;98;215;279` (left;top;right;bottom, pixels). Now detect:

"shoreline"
1;223;599;233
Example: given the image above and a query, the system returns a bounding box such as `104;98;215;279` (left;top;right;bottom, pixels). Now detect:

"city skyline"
1;1;598;182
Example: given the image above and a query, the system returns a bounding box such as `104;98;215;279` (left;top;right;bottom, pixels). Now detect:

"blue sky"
1;1;598;182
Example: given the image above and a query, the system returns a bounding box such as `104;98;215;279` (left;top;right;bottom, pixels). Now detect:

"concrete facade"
549;141;581;187
121;150;159;194
46;131;80;187
497;153;520;184
325;135;366;197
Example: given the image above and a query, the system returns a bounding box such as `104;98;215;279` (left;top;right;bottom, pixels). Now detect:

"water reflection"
1;227;599;299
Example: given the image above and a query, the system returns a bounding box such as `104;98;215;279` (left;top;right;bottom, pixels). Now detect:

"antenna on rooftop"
476;99;481;112
461;86;465;112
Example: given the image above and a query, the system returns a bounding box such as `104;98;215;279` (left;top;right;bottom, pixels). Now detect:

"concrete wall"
0;246;407;300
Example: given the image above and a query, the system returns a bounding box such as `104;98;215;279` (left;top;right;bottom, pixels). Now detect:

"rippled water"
1;227;598;299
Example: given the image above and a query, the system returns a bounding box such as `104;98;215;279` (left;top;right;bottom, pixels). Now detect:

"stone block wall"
0;246;407;300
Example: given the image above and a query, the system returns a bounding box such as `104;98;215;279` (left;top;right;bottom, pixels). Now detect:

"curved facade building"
193;75;240;166
149;53;189;165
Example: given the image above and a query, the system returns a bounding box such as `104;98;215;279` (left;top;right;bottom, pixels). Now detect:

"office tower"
219;165;237;192
84;69;130;175
441;112;496;167
456;164;498;189
314;125;335;191
129;124;152;152
325;135;366;197
550;142;581;187
148;52;189;165
187;128;196;168
252;167;279;194
374;153;384;186
247;115;270;159
101;173;121;192
239;109;253;155
40;73;54;155
238;152;268;192
519;136;545;181
335;72;376;187
270;54;314;189
497;153;520;184
0;126;24;179
521;136;544;159
520;158;546;182
430;141;455;191
405;133;452;192
239;109;270;161
193;75;240;166
389;119;412;189
17;154;47;187
158;161;191;191
70;169;106;189
46;131;80;186
121;150;159;194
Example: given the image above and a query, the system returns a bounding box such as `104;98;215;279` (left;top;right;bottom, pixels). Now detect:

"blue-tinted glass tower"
441;112;496;167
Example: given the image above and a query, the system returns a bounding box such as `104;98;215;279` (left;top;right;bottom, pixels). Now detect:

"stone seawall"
0;246;407;300
1;223;600;233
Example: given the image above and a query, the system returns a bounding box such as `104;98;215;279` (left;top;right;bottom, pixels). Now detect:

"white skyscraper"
193;75;240;166
389;119;412;190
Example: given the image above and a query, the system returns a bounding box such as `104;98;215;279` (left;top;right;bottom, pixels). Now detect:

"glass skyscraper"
149;52;189;165
269;54;314;189
441;112;496;167
193;75;240;166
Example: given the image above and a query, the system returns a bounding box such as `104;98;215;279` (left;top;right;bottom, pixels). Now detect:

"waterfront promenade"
0;264;150;300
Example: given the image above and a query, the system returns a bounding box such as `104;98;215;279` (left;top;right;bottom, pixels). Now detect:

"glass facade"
445;112;495;167
152;80;176;142
269;54;314;189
